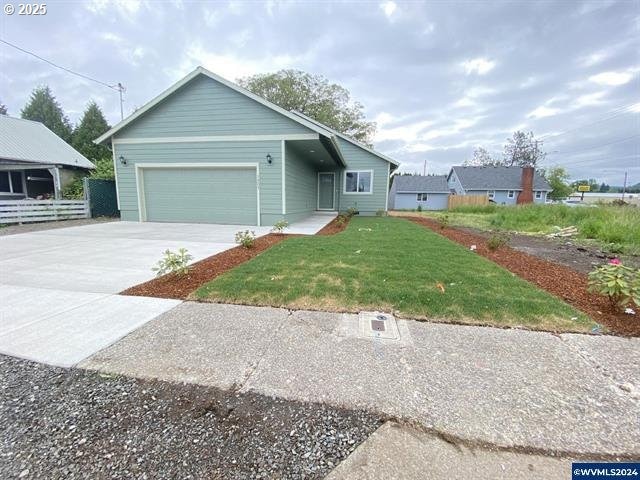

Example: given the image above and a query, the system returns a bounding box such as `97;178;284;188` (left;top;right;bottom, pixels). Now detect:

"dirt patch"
409;217;639;337
316;215;350;235
455;226;640;275
122;234;294;300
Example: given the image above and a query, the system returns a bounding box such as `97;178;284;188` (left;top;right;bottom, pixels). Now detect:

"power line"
545;134;640;157
540;103;639;142
0;38;126;119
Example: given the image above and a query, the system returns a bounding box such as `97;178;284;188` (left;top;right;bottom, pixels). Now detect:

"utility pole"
423;159;427;176
116;83;126;120
622;171;628;200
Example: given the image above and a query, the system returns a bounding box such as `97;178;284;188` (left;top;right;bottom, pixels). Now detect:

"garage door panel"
141;167;257;225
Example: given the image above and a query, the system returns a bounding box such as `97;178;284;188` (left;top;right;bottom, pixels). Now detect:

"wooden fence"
0;199;90;224
447;194;489;210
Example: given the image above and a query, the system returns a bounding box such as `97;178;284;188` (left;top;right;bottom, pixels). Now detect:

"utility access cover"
358;311;399;340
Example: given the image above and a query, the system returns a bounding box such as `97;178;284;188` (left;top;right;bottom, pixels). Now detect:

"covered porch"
283;137;344;222
0;162;69;200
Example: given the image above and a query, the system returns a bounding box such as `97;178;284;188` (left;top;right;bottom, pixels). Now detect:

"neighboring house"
447;165;551;204
388;175;449;210
94;66;399;226
0;115;95;200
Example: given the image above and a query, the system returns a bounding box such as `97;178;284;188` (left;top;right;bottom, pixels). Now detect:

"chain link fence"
83;178;119;217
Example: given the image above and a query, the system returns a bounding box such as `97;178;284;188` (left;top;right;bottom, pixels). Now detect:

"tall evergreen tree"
72;101;111;161
21;86;72;142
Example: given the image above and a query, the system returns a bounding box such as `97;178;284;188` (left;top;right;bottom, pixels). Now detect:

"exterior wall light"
266;154;273;165
119;155;127;166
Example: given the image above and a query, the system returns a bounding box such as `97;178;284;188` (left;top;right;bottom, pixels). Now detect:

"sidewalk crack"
232;309;292;394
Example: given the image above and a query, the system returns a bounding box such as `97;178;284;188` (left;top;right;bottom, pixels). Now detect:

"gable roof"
393;175;449;193
449;165;551;191
95;67;326;139
290;110;399;168
0;115;95;169
93;67;398;168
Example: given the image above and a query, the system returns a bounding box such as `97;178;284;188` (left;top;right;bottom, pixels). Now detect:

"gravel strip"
0;355;381;479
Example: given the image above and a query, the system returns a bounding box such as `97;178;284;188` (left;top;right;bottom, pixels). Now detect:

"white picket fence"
0;199;90;224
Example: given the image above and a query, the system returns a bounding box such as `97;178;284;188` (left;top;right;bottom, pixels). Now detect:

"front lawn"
194;217;591;331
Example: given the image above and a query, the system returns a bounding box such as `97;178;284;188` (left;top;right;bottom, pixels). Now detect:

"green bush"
62;157;115;200
375;209;386;217
235;230;256;248
487;232;509;251
271;220;289;234
588;260;640;310
438;214;450;229
346;207;359;217
416;205;423;212
152;248;193;277
335;215;348;226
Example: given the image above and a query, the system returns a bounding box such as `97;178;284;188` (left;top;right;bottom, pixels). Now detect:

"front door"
317;172;335;210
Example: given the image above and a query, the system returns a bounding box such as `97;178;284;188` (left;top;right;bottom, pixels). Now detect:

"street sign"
577;185;591;192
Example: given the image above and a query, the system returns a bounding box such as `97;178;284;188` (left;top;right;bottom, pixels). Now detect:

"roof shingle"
450;166;551;190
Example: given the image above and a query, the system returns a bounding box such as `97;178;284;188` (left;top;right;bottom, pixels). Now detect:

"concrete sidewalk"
81;302;640;458
326;422;570;480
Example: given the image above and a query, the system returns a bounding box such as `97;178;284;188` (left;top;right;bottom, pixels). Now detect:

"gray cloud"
1;0;637;184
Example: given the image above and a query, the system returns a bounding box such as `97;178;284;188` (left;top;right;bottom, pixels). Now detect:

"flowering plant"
588;259;640;310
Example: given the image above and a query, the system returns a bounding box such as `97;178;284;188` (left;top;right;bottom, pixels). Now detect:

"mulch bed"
408;217;640;337
122;234;294;300
123;217;350;300
316;215;350;235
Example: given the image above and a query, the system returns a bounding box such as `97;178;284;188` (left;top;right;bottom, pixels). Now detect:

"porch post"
49;167;62;200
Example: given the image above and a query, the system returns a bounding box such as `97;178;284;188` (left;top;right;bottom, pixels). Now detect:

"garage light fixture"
266;154;273;165
118;155;127;166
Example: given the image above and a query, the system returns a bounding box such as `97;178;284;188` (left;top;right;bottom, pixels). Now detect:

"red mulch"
122;234;293;300
316;215;350;235
409;217;639;337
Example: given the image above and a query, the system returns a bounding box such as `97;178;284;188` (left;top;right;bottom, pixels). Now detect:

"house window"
0;171;24;194
507;190;515;198
344;170;373;194
417;193;428;202
487;190;495;200
535;191;542;199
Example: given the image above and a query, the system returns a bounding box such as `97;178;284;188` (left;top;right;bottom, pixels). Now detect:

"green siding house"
95;67;399;226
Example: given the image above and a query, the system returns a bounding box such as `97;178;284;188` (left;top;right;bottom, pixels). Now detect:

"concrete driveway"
0;220;274;367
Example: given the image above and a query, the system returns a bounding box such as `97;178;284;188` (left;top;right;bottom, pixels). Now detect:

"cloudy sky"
1;0;638;184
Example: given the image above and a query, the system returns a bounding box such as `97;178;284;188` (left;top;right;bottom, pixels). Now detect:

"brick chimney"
517;166;534;204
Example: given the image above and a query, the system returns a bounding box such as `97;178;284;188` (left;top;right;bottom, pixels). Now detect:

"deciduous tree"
238;70;376;146
502;131;546;167
546;167;573;200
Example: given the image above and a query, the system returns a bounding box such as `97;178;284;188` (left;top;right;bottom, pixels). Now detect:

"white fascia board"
113;133;318;144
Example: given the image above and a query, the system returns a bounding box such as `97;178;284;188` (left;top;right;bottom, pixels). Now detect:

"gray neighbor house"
0;115;94;200
95;66;399;226
389;165;552;210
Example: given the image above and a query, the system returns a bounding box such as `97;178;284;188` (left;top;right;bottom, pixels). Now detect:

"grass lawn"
400;204;640;255
194;217;593;332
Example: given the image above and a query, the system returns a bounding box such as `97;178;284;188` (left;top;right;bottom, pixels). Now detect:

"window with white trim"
417;193;428;202
507;190;515;198
344;170;372;193
535;191;542;199
487;190;495;200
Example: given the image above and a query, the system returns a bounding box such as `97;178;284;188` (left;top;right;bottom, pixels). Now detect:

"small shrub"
588;259;640;310
605;243;624;254
346;207;359;217
235;230;256;248
375;209;386;217
487;232;509;251
611;199;628;207
416;205;423;212
152;248;193;277
335;214;347;226
271;220;289;234
438;214;450;229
